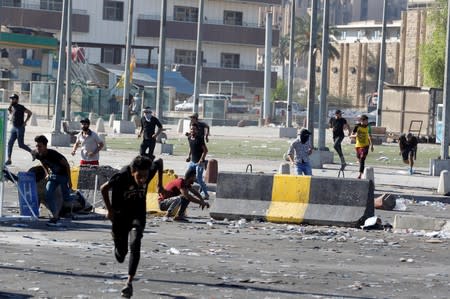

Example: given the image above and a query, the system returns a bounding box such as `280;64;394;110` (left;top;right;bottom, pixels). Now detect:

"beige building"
327;8;429;108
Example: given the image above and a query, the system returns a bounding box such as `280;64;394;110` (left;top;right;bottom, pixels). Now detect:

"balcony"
0;5;89;33
137;16;279;47
178;64;277;89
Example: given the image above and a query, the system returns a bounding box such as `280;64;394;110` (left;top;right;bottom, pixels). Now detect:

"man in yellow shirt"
350;115;374;179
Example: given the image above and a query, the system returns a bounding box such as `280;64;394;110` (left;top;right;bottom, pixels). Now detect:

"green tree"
421;0;448;88
272;79;288;102
294;15;340;67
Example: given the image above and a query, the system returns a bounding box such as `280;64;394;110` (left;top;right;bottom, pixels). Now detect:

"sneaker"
161;216;173;222
409;168;414;175
114;248;125;263
204;194;210;201
5;160;11;166
121;283;133;298
46;218;62;227
340;162;347;170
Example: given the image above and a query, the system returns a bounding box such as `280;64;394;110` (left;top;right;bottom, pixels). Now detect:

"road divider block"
210;172;374;227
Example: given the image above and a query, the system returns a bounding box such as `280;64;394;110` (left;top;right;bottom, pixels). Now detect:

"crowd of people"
5;93;421;297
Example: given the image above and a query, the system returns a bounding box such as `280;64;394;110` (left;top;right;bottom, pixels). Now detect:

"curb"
393;214;450;232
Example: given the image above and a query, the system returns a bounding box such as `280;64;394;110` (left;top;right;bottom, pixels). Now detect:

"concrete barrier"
437;170;450;195
210;172;374;227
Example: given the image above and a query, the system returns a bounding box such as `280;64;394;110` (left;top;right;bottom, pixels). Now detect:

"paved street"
0;118;449;298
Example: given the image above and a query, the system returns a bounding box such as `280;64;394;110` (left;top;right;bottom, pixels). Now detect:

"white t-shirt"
75;130;103;161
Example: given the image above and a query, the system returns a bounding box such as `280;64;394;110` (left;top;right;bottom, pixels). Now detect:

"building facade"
0;0;281;97
327;8;429;108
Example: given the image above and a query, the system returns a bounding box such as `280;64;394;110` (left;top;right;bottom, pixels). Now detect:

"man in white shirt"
71;118;104;165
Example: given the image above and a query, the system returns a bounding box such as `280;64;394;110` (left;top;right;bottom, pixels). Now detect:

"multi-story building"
0;0;281;99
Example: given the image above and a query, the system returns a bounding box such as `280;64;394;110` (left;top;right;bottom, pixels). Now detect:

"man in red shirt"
158;168;209;221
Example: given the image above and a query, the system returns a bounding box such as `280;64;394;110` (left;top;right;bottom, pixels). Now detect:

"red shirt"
158;178;185;202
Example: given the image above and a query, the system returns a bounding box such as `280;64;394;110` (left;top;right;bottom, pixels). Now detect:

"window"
220;53;240;69
0;0;21;8
174;6;198;22
101;47;121;64
223;11;243;26
103;0;124;21
175;49;197;65
40;0;62;11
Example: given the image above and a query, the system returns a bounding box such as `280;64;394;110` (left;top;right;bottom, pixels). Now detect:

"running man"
399;133;418;175
329;109;351;168
100;155;164;298
350;115;374;179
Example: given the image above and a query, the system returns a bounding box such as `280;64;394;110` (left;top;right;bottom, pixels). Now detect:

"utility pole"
122;0;134;121
318;0;330;150
376;0;387;126
286;0;295;128
64;0;72;121
156;0;167;119
440;2;450;160
263;8;273;124
193;0;204;114
307;0;318;147
53;0;68;134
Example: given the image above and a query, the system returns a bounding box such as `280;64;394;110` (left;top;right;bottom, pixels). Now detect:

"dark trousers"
112;216;145;276
333;136;345;158
159;195;190;217
140;138;156;158
7;126;32;158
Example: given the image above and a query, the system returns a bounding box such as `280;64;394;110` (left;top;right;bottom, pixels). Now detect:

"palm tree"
294;15;340;68
272;34;290;82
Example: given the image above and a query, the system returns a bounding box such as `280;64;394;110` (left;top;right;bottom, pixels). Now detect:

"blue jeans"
295;161;312;176
188;161;209;197
46;174;71;218
7;126;32;159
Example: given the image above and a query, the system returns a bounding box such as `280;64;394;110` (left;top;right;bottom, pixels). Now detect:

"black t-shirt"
109;159;162;217
8;103;28;127
329;117;348;138
188;135;206;163
140;116;162;140
35;149;70;176
190;121;208;139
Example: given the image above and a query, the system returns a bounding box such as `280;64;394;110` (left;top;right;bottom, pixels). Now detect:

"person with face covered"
287;128;313;175
137;107;163;159
71;118;104;165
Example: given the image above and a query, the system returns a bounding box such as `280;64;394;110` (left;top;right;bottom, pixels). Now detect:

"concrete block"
47;133;71;147
429;158;450;176
96;118;105;133
109;114;115;127
113;120;135;134
154;143;173;155
278;163;290;174
177;119;184;133
29;114;38;126
363;167;375;185
211;172;374;227
437;170;450;195
393;214;449;231
309;150;334;169
278;127;297;138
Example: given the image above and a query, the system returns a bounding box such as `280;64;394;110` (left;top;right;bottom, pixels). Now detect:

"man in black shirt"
186;123;209;200
33;135;72;226
328;110;351;168
6;94;33;165
189;112;210;143
137;107;163;159
399;133;418;175
100;155;164;298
